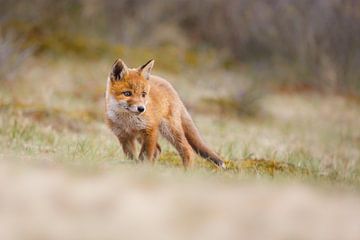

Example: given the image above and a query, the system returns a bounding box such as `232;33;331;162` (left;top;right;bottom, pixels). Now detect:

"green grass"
0;56;359;190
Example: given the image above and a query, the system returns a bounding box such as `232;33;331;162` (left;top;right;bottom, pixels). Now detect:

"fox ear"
138;59;154;80
110;59;128;81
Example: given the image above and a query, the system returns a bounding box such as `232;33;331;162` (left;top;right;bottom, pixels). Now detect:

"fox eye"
122;91;132;97
142;92;147;97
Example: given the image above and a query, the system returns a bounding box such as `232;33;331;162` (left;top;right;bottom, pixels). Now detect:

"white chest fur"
109;112;147;137
106;100;147;137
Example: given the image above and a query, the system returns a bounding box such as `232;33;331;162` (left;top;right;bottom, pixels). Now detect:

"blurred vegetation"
0;33;33;81
0;0;359;94
200;85;263;117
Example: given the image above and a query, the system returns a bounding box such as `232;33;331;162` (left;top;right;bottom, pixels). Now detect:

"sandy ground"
0;160;359;240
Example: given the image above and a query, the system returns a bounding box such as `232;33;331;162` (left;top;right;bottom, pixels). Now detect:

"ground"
0;57;360;239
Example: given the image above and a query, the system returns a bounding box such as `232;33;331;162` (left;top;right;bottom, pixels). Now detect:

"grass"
1;55;360;240
0;56;359;189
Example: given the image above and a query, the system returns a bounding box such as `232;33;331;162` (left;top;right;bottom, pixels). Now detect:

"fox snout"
137;106;145;112
124;104;146;114
115;99;146;114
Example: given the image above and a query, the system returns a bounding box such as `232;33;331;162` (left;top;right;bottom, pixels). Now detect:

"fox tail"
181;111;226;169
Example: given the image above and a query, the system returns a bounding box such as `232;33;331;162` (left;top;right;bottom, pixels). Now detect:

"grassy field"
1;57;359;183
1;56;360;239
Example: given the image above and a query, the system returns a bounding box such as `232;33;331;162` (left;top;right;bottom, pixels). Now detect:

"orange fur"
105;59;225;169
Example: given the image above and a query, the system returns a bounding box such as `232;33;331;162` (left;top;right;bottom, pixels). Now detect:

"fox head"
107;59;154;115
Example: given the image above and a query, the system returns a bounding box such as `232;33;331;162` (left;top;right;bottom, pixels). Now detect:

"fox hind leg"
160;122;194;168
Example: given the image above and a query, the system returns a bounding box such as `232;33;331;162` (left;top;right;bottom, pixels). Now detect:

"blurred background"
0;0;360;239
1;0;360;92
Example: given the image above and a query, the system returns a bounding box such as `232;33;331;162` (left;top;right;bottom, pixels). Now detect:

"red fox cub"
105;59;225;169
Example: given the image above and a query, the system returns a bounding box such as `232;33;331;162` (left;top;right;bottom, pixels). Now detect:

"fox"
105;58;225;169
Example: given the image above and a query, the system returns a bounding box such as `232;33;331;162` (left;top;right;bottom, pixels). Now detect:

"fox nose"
137;106;145;113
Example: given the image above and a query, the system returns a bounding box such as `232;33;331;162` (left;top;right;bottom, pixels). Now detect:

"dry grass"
0;56;360;239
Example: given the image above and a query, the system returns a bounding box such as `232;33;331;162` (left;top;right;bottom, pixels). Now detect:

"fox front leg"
137;136;161;160
138;128;159;163
118;137;136;160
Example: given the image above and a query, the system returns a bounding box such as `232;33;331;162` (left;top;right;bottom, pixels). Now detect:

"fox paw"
220;162;226;170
